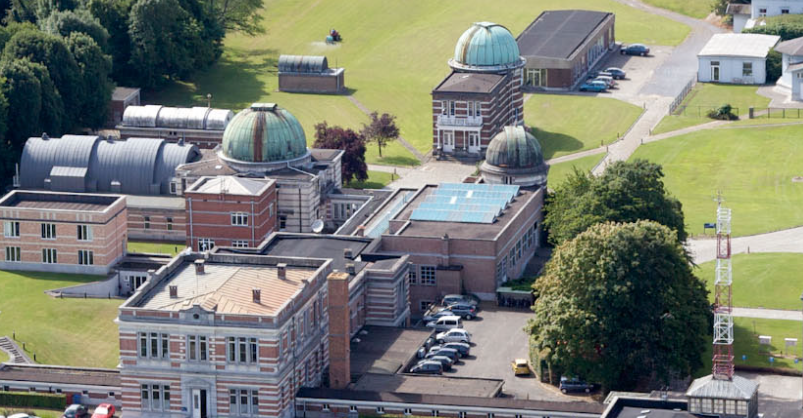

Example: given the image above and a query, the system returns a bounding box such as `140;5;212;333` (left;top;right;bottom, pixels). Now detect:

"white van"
425;315;463;331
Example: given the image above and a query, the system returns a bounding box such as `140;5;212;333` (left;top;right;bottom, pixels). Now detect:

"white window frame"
187;335;208;361
231;212;249;226
231;240;250;248
226;337;259;364
5;246;20;262
41;223;56;240
742;62;753;77
78;250;94;265
408;264;417;284
140;384;170;411
3;221;19;238
138;332;169;359
198;238;215;252
77;224;93;241
42;248;57;264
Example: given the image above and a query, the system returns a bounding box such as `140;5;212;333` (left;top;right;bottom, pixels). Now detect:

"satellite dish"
311;219;324;233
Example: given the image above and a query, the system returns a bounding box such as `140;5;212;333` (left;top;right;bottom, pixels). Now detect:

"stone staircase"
0;336;34;364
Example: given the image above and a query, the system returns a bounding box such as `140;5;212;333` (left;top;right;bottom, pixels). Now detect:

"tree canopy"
528;221;710;391
40;9;109;50
313;121;368;185
362;111;399;158
544;159;687;246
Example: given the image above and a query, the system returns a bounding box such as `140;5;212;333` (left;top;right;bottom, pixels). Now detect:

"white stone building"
697;34;780;84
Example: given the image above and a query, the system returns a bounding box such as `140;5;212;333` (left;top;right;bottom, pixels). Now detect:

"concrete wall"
698;56;767;84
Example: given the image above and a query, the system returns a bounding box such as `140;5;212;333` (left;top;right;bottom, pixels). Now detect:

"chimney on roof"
277;263;287;280
169;285;178;298
345;263;356;275
42;132;49;141
344;248;353;260
195;259;205;275
355;226;365;237
252;288;261;304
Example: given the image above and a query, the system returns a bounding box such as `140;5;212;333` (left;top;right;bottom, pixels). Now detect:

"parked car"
559;376;595;394
10;414;40;418
63;405;88;418
604;67;626;79
436;328;471;344
425;355;454;371
423;308;455;323
441;341;470;357
425;315;463;331
446;303;477;319
441;294;480;309
579;80;608;92
621;43;650;56
588;71;614;79
427;346;460;362
410;360;443;375
91;404;115;418
593;75;616;88
511;358;530;376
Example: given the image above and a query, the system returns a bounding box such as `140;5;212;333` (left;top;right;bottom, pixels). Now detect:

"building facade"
697;34;780;84
185;176;277;251
517;10;615;90
118;105;234;149
731;0;803;33
432;22;524;156
278;55;345;94
0;191;127;274
774;36;803;100
108;87;141;127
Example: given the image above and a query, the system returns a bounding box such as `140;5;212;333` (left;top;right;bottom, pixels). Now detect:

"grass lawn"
525;95;643;159
0;270;121;368
653;84;771;135
641;0;711;18
127;240;186;256
344;170;394;189
630;124;803;237
0;408;63;418
695;253;803;311
151;0;689;159
546;154;603;188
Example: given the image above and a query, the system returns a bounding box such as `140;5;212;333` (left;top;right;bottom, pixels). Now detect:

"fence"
675;105;741;118
668;78;696;115
750;107;803;120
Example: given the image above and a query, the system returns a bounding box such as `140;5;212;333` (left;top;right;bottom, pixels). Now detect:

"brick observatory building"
432;22;525;156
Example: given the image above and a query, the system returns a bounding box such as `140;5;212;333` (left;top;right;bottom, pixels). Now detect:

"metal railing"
436;115;483;127
669;78;696;115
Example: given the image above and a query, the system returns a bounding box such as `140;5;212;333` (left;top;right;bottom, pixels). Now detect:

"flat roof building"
697;33;780;84
517;10;615;90
278;55;345;94
0;190;127;274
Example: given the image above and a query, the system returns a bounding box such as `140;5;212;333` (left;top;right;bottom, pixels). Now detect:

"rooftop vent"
195;259;205;275
42;132;49;141
345;263;356;275
169;285;178;298
344;248;353;260
252;288;261;304
250;103;277;112
277;263;287;280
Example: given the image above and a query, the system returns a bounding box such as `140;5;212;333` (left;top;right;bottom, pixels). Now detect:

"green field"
546;154;603;188
653;84;770;135
641;0;712;18
0;408;63;418
128;240;186;256
696;253;803;310
151;0;689;164
631;124;803;237
344;170;394;189
525;95;643;159
0;270;121;368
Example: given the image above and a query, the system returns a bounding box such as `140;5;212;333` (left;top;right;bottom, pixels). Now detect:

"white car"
425;315;463;331
9;414;40;418
436;328;471;343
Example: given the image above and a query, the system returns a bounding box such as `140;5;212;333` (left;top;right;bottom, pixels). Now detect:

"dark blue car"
621;43;650;56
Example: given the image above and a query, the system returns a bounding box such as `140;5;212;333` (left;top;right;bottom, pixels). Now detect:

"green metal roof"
485;126;545;169
453;22;521;68
221;103;307;163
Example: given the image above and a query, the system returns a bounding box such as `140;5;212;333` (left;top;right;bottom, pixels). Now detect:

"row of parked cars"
410;295;478;375
579;43;649;93
0;405;114;418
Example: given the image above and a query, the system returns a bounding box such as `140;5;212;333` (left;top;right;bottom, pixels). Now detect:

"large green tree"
87;0;132;83
544;159;686;246
205;0;264;35
1;58;42;146
67;32;113;128
528;221;710;392
40;9;109;50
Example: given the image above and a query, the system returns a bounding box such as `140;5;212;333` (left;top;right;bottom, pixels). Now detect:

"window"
78;250;94;265
509;248;516;269
431;411;439;417
742;62;753;77
76;225;93;241
419;265;436;285
41;223;56;239
376;407;385;414
5;247;20;262
496;256;507;283
701;399;713;414
232;240;250;248
322;404;331;412
449;101;455;116
458;413;466;418
143;216;150;229
279;216;287;230
3;221;19;238
759;8;767;16
526;68;547;87
726;400;737;414
473;101;481;117
782;8;790;14
408;264;417;284
713;399;724;414
198;238;215;252
132;275;147;290
141;384;170;411
229;389;259;416
166;217;173;231
227;337;259;364
517;239;523;259
736;401;748;415
138;332;169;359
440;100;448;115
231;212;249;226
419;300;431;312
349;406;358;413
42;248;57;264
187;335;208;361
170;182;177;194
404;409;412;416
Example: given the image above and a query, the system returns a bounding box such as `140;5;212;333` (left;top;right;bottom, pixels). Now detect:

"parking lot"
578;45;673;100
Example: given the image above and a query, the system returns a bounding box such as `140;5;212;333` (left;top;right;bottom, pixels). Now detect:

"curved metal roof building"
480;126;547;188
278;55;329;73
122;105;234;131
450;22;525;72
20;135;201;195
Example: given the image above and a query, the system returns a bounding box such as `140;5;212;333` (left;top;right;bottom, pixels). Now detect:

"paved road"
742;372;803;418
732;307;803;322
687;226;803;264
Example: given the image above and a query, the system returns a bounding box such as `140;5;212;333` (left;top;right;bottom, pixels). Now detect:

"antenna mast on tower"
712;191;734;380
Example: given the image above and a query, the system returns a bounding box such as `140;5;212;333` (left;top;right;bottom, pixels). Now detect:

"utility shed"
278;54;345;94
697;33;780;84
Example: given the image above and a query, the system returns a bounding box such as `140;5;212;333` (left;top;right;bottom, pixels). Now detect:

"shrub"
0;391;66;410
707;104;739;120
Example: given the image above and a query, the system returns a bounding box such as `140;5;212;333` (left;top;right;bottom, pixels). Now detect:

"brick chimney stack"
277;263;287;280
327;271;351;389
252;288;261;304
194;259;205;275
169;285;178;298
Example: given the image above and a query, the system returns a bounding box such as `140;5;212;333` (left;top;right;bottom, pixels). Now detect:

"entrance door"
442;131;454;153
192;389;208;418
468;132;480;153
711;63;720;82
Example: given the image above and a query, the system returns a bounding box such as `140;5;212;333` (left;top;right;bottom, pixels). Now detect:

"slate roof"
517;10;613;60
433;72;505;94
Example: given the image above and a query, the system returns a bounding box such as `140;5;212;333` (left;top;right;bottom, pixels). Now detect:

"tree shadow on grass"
370;154;421;167
345;180;386;189
529;127;585;160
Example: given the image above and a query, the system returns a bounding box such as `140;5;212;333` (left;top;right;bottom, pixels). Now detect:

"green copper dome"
452;22;521;69
221;103;307;163
485;126;544;169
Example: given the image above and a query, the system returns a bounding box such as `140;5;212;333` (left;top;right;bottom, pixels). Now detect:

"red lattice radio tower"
712;193;734;380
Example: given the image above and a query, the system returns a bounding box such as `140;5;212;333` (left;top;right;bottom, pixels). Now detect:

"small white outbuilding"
697;33;781;84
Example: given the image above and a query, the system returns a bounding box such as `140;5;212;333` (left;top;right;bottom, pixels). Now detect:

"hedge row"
0;391;65;409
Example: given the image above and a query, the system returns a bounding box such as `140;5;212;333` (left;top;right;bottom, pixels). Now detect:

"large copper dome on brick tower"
450;22;526;72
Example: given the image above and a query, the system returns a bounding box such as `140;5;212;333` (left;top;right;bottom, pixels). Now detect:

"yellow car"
511;358;530;376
